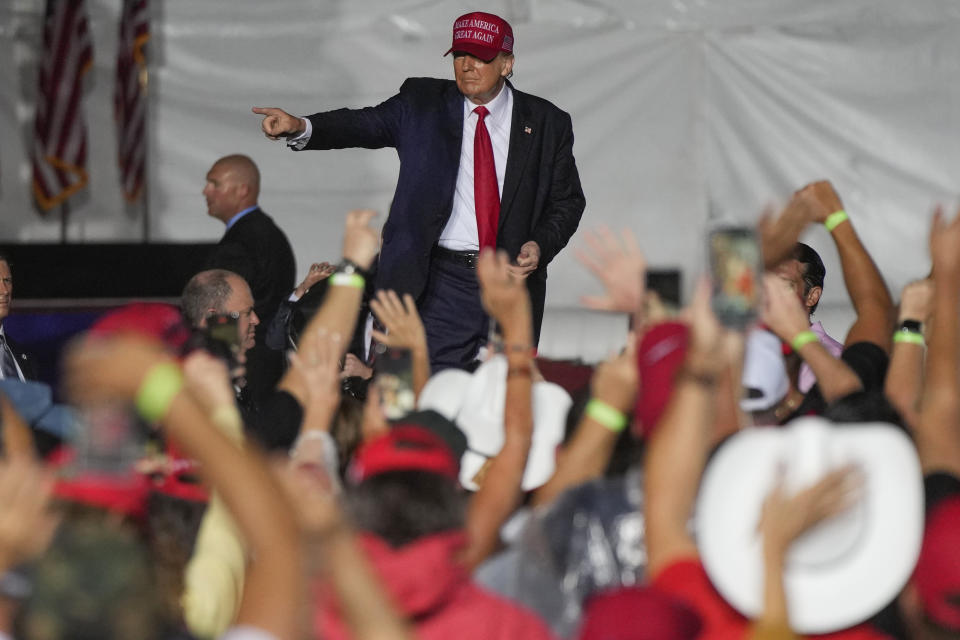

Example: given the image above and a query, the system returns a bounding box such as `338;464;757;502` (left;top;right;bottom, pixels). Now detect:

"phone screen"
202;313;240;364
709;226;762;329
373;345;416;420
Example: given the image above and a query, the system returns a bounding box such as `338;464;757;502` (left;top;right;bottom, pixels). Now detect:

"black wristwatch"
335;258;368;279
898;319;923;334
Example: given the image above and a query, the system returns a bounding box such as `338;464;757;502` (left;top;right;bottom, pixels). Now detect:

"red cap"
89;302;191;351
578;586;702;640
349;425;459;483
913;496;960;630
634;321;690;438
444;12;514;62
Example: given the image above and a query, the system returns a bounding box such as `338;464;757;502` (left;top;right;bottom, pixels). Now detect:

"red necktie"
473;106;499;250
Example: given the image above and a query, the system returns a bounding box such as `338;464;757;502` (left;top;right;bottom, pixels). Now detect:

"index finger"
251;106;281;116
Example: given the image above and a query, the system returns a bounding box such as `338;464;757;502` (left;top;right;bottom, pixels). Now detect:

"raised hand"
296;262;335;298
757;464;862;558
63;334;170;405
251;106;305;140
477;248;531;330
342;209;380;271
288;328;342;422
796;180;845;225
370;291;427;353
929;206;960;277
575;226;646;313
761;273;812;344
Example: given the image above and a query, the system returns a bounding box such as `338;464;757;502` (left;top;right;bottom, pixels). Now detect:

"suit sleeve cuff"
286;117;312;150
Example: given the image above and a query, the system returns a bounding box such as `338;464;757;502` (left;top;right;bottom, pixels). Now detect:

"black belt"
432;246;480;269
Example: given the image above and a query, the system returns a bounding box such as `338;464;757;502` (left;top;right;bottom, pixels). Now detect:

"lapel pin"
524;126;532;134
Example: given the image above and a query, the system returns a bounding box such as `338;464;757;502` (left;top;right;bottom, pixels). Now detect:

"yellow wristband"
330;273;365;289
135;362;184;423
893;330;925;346
824;210;849;232
585;398;628;433
790;330;819;351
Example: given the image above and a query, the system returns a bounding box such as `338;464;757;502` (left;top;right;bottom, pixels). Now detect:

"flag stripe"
32;0;93;212
115;0;150;202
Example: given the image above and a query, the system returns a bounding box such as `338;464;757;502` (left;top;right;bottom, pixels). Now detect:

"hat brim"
695;417;923;633
444;44;500;63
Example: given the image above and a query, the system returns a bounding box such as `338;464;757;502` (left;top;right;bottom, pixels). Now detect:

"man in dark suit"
0;254;35;381
253;11;585;371
203;154;296;393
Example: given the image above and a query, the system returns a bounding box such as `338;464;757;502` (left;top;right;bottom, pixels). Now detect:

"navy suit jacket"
301;78;585;338
206;207;296;328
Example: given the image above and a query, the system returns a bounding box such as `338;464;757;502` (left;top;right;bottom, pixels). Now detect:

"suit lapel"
499;84;533;231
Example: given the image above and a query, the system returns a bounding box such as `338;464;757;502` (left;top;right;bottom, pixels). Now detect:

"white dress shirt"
438;84;513;251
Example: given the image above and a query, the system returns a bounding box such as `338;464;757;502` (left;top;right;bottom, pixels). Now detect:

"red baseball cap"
444;11;514;62
348;425;460;483
634;321;690;438
913;496;960;630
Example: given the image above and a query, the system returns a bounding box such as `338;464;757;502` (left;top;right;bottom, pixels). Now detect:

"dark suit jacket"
4;332;36;381
301;78;586;339
205;208;296;327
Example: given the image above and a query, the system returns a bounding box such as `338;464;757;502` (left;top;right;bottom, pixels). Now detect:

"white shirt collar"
462;82;512;127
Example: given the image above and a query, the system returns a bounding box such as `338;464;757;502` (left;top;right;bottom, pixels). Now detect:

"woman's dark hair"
348;470;466;548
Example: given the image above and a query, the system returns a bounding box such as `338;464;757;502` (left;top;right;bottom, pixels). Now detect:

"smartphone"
201;313;240;364
708;226;762;329
373;345;416;420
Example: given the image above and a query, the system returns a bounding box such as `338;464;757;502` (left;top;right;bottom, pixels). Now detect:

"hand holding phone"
709;226;762;329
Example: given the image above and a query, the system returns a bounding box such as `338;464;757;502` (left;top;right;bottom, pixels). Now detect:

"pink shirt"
799;320;844;392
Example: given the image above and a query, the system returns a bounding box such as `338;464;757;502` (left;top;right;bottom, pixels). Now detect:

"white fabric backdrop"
2;0;959;359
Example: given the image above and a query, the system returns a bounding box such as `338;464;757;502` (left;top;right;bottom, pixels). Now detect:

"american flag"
114;0;150;203
32;0;94;213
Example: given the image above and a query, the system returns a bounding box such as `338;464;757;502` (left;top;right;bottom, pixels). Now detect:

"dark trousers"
418;255;489;373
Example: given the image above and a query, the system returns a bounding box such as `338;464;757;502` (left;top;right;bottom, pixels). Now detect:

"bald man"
203;154;296;395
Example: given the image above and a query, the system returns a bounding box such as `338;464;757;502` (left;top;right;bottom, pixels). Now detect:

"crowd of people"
0;8;956;640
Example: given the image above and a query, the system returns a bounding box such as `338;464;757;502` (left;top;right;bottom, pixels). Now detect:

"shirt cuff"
286;117;312;150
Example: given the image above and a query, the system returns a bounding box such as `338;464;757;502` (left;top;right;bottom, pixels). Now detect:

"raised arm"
762;274;862;404
532;336;638;508
752;466;861;638
798;181;895;349
644;280;731;576
278;209;379;407
64;337;302;640
461;249;535;571
916;208;960;476
370;290;431;399
884;279;933;430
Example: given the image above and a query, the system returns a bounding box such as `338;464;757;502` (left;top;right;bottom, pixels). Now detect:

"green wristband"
790;330;819;351
135;362;184;423
330;273;365;289
893;330;925;346
585;398;628;433
824;210;849;232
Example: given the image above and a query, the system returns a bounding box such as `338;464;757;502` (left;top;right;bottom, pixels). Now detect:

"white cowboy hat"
418;355;571;491
695;416;923;633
